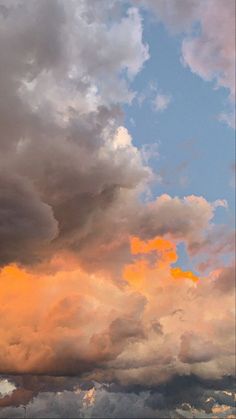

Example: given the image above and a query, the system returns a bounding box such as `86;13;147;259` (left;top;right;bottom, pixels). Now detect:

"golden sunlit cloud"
124;236;199;290
0;235;233;386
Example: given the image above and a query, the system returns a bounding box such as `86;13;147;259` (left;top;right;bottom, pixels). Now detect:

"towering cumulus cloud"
0;1;235;418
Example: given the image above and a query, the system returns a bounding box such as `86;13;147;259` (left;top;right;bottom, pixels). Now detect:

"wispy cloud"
153;92;172;112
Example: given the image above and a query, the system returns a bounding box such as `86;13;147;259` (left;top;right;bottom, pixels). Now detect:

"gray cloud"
0;0;150;269
179;332;217;364
0;375;235;418
0;170;58;265
0;0;231;274
213;266;235;293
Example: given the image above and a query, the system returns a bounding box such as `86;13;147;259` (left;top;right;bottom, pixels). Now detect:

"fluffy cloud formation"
0;0;235;417
0;238;234;386
181;0;235;100
0;0;233;272
139;0;235;127
0;0;151;271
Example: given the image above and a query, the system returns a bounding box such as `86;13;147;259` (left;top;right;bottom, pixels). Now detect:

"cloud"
0;238;234;389
0;379;15;398
0;170;58;266
136;82;172;114
0;0;231;275
0;1;235;417
0;376;235;418
181;0;235;100
137;194;223;248
218;111;235;130
138;0;199;32
0;260;146;376
0;0;151;271
213;266;235;294
153;93;172;112
139;0;235;128
179;332;217;364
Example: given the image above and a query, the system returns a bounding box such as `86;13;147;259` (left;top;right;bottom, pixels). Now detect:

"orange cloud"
130;236;177;265
0;259;145;375
171;267;199;282
124;236;198;291
0;237;234;388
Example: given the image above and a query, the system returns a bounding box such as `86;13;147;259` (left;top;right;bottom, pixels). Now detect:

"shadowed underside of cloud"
0;375;235;418
0;0;235;417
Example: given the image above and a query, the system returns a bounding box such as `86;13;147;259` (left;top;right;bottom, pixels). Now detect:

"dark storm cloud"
144;375;236;414
0;375;235;418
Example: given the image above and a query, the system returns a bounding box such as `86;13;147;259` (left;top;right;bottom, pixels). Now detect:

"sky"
0;1;235;418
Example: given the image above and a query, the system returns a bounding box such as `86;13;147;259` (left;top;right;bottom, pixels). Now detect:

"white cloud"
218;112;235;130
0;380;15;397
